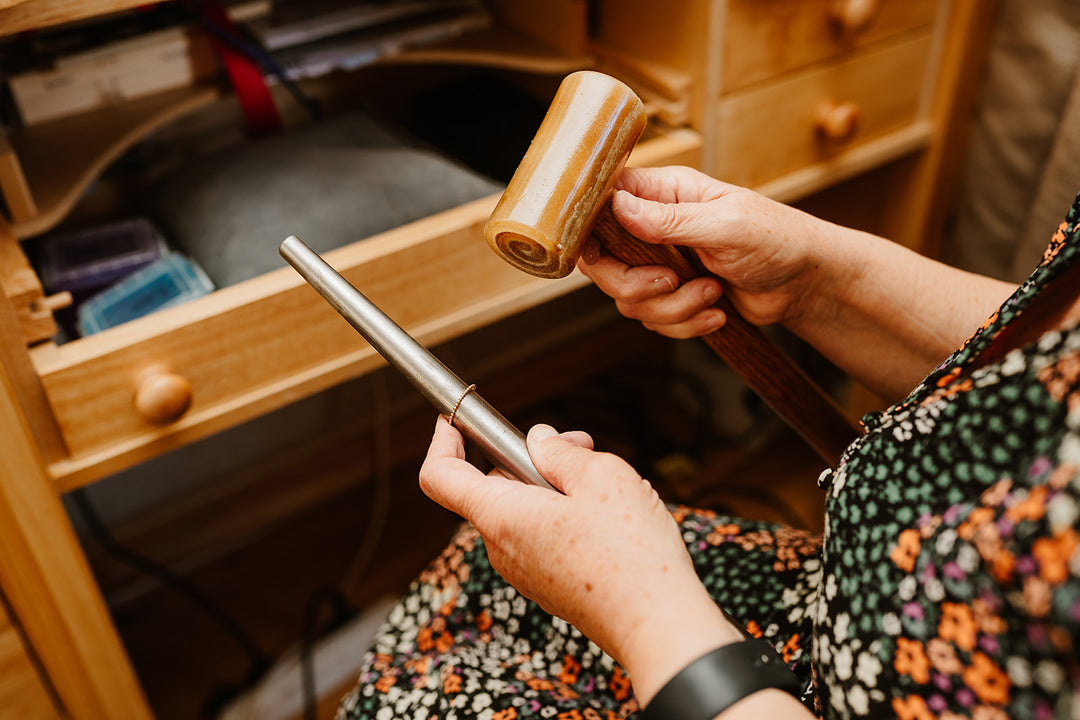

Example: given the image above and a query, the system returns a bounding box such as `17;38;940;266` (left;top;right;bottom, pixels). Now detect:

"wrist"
783;219;869;340
643;643;804;720
618;588;745;705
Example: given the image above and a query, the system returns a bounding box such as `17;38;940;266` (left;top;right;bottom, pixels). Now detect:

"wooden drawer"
31;128;702;491
722;0;940;92
712;31;933;190
0;605;62;720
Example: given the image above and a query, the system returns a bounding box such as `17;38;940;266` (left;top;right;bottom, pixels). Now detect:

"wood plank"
0;218;67;464
0;349;153;718
722;0;939;93
0;0;164;37
382;26;593;76
0;600;62;720
0;129;37;223
10;83;221;239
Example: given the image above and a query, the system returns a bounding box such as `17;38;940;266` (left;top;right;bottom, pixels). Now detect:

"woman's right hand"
577;165;841;339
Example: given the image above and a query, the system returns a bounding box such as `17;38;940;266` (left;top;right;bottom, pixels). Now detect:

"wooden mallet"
484;71;860;465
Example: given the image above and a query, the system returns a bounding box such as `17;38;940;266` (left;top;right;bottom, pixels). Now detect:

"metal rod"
279;235;554;491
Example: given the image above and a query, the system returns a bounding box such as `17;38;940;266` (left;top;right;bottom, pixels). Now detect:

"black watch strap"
642;638;802;720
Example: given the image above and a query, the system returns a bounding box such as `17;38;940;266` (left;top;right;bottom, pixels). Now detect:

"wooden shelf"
0;0;162;37
9;83;222;239
384;26;593;76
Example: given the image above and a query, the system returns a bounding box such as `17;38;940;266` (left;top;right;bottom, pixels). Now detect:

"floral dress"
338;196;1080;720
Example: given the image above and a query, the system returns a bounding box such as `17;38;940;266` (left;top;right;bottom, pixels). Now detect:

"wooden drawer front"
0;606;62;719
722;0;940;93
34;129;702;489
713;32;932;190
38;199;557;476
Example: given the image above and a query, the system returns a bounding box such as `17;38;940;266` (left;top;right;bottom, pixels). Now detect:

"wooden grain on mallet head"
485;71;646;278
483;70;862;465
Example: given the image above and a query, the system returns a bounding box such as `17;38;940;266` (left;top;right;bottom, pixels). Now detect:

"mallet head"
484;71;647;279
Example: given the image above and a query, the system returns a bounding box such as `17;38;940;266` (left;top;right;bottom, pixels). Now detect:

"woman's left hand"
419;416;744;703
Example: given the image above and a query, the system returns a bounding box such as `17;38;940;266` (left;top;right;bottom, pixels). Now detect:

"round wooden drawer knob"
134;371;192;425
814;100;861;143
830;0;879;36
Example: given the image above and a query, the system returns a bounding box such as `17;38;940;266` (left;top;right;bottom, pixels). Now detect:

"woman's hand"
577;165;1018;400
419;416;743;703
577;165;840;338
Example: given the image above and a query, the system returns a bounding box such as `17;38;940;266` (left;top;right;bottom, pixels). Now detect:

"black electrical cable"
68;489;274;707
299;374;394;718
299;585;353;720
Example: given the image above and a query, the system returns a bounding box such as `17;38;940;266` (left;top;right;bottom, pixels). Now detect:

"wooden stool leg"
0;365;154;720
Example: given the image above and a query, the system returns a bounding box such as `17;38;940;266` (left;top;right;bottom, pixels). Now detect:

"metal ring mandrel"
279;235;555;492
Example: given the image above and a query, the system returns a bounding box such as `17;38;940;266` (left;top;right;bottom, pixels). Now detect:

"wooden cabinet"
0;1;994;717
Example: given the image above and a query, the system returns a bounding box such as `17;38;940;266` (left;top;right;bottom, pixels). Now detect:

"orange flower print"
1032;528;1079;584
1038;353;1080;414
374;674;396;693
476;609;493;632
557;711;584;720
959;507;995;540
939;602;977;652
936;367;962;388
972;706;1009;720
1043;221;1068;262
417;627;434;652
1049;462;1077;489
891;529;921;572
405;656;431;676
987;547;1016;585
963;652;1010;705
781;634;801;663
435;630;454;653
1022;576;1052;618
493;709;518;720
442;670;462;695
526;677;555;692
745;619;763;638
893;694;934;720
926;638;963;674
972;599;1007;635
611;666;631;701
894;637;930;684
707;523;744;546
1005;485;1048;523
980;479;1012;507
559;654;581;685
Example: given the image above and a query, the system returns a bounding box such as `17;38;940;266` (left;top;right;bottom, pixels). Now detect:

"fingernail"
703;283;719;304
617;190;643;216
655;276;676;293
528;424;558;443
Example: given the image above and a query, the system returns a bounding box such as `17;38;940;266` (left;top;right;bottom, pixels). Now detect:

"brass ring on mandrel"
448;384;477;428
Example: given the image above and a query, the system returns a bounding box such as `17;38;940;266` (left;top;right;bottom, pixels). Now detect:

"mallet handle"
592;205;861;464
